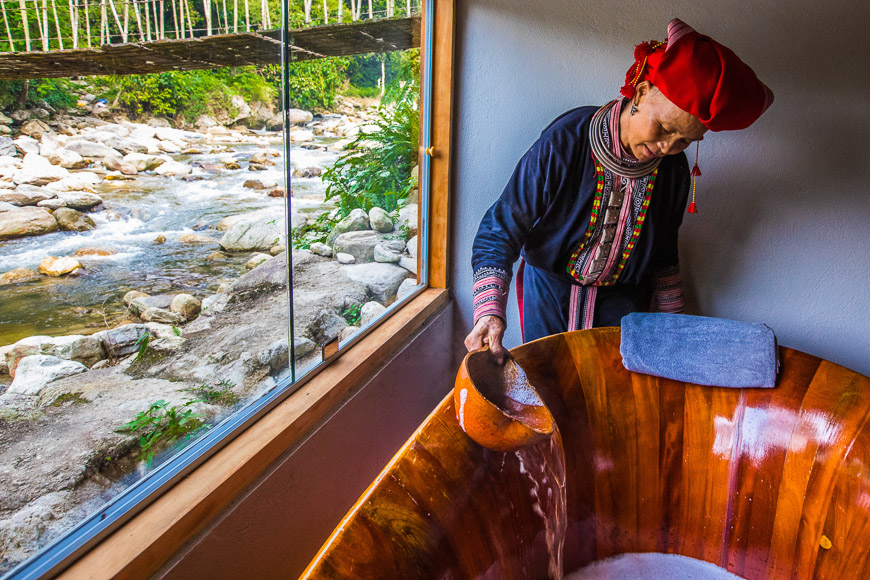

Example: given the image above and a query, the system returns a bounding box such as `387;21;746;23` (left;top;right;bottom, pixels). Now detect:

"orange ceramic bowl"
454;347;554;453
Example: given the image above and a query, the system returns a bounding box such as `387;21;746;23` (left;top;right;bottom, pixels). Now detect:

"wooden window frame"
52;1;455;578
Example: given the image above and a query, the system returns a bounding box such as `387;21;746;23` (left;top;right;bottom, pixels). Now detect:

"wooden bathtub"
300;328;870;579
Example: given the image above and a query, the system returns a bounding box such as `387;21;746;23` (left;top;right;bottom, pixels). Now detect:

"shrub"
321;78;419;216
117;400;205;466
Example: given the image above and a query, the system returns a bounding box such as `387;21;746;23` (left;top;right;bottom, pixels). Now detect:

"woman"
465;19;774;363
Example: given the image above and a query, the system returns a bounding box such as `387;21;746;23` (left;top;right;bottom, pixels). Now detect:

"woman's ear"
634;81;653;106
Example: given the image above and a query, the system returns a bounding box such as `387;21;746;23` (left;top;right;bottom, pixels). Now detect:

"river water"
0;135;338;348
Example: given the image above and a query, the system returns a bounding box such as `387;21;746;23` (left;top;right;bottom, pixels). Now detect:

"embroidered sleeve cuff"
472;266;511;325
652;264;685;314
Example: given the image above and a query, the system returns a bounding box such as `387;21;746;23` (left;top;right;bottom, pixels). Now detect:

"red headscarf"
621;19;774;132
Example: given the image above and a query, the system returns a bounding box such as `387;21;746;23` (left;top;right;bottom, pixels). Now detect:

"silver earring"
630;104;638;116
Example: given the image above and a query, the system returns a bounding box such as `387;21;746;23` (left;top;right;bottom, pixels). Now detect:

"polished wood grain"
300;328;870;580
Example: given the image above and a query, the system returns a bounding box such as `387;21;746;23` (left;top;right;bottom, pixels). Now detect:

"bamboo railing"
0;0;419;53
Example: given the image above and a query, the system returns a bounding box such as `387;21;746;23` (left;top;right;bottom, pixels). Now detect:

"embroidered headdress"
621;19;774;132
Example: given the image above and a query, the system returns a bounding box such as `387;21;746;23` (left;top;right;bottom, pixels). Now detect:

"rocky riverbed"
0;96;420;571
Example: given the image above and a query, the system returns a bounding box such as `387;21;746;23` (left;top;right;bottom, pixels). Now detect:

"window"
0;0;453;577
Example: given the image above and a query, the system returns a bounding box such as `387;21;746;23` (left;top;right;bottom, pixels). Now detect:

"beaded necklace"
589;100;661;178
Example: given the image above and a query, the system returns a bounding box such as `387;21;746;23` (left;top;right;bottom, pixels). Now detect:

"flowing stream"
0;137;338;348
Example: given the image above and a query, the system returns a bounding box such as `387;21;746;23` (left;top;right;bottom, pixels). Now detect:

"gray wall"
159;306;456;579
450;0;870;375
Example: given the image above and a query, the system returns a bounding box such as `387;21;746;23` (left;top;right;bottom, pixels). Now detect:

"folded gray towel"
620;313;778;388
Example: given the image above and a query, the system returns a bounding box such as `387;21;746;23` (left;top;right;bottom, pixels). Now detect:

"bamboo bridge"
0;0;421;79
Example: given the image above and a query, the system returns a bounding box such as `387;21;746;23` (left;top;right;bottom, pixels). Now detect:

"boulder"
407;235;418;258
267;187;285;198
72;246;117;257
53;207;96;232
289;130;315;143
374;243;402;263
310;242;332;257
123;290;149;305
128;295;173;317
396;278;417;301
158;140;181;154
359;301;387;326
0;268;40;286
170;294;201;321
56;190;102;210
92;323;149;357
243;178;277;190
292;166;322;178
219;209;300;251
38;256;83;276
0;136;15;156
6;334;105;371
0;200;16;211
6;355;87;396
179;233;218;245
0;185;55;206
49;148;88;169
0;111;12;125
269;244;286;256
333;230;394;263
141;306;185;325
336;252;356;264
231;95;252;123
342;262;412;304
326;208;369;245
20;119;50;140
398;203;418;236
195;115;218;130
64;139;116;158
398;256;417;275
368;207;394;233
122;153;164;172
147;118;172;128
103;154;138;175
46;172;101;193
10;110;30;123
338;326;360;341
0;206;57;239
246;253;271;269
293;337;316;359
286;109;313;125
154;161;192;177
15;153;69;183
13;136;40;155
250;151;275;165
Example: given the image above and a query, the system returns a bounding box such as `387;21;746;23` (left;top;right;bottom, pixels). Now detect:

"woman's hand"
464;315;508;365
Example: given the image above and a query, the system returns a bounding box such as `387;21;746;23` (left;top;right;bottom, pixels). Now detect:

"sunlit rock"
0;207;58;239
38;256;83;277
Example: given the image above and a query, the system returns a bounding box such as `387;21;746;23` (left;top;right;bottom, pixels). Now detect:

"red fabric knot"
687;201;698;214
690;164;702;177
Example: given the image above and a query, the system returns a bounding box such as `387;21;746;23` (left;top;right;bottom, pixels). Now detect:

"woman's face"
620;82;708;161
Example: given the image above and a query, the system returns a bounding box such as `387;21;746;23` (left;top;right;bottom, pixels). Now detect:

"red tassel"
690;164;702;177
688;201;697;214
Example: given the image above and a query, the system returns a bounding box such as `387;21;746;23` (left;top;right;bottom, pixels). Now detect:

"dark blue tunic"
471;106;691;341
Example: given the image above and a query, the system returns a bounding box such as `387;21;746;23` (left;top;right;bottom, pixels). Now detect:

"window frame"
11;0;455;577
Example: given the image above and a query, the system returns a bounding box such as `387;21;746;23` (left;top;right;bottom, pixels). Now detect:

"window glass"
0;1;425;576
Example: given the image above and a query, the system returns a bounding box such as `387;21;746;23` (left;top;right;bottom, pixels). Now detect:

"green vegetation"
184;380;240;406
0;79;78;111
321;77;419;215
133;331;152;361
341;303;362;326
117;400;205;466
89;67;277;122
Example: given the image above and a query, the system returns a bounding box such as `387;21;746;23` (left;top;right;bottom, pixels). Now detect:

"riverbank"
0;93;419;571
